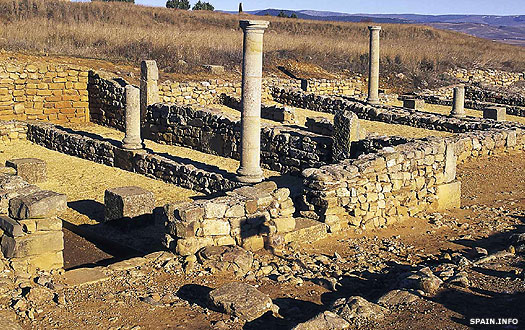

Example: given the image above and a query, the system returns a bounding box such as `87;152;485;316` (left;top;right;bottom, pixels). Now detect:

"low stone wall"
25;121;241;194
0;174;65;273
0;120;27;144
161;181;295;255
448;68;524;87
145;103;332;174
300;128;524;231
0;61;89;123
272;88;525;133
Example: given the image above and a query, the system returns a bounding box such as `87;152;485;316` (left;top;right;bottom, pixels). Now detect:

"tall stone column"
236;20;269;183
122;85;144;150
450;85;466;118
140;60;159;127
367;26;381;105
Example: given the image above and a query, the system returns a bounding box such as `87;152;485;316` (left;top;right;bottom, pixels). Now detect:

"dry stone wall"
144;103;332;174
448;68;524;87
0;121;27;144
0;62;89;123
272;88;525;133
300;128;524;231
161;181;296;255
24;121;240;194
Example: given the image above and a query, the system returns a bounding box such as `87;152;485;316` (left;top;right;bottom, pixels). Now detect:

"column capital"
240;20;270;32
368;26;382;31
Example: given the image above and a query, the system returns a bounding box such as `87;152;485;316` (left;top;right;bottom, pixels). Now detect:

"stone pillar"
236;20;269;183
122;85;144;150
140;60;159;126
332;110;361;161
367;26;381;105
450;85;466;118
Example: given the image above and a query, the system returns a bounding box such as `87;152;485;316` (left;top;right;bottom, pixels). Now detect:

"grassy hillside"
0;0;524;89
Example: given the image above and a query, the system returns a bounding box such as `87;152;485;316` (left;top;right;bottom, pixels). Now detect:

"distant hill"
236;9;525;46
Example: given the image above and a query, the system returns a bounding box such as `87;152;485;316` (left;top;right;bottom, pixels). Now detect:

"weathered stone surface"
1;231;64;258
443;142;457;183
333;110;361;161
62;267;110;287
377;289;419;306
197;245;253;275
0;215;23;237
201;220;230;236
292;311;350;330
0;310;22;330
403;98;424;110
241;235;265;252
331;296;387;322
176;237;213;256
435;181;461;211
5;158;46;184
108;257;147;271
483;106;506;121
208;282;275;321
9;250;63;273
273;217;296;233
9;190;67;220
104;186;155;221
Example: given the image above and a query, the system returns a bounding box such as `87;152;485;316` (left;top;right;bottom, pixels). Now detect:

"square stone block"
9;190;67;220
435;181;461;211
403;98;424;110
104;186;155;222
483;107;506;121
5;158;46;184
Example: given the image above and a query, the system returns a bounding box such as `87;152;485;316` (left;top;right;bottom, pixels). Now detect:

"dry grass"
0;0;524;89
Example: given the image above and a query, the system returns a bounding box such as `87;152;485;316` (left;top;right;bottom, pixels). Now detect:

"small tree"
290;13;298;18
102;0;135;3
277;11;287;18
192;1;214;10
238;2;243;13
166;0;190;9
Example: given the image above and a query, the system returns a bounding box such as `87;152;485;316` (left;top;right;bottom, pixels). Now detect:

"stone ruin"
0;19;523;327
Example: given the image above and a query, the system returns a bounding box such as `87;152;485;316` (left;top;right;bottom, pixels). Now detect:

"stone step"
284;218;328;244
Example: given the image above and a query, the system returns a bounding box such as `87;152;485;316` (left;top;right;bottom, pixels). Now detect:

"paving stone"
9;190;67;220
5;158;46;184
62;267;110;287
104;186;155;222
208;282;276;321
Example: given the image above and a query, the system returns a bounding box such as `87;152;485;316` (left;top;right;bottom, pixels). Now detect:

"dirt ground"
3;145;522;329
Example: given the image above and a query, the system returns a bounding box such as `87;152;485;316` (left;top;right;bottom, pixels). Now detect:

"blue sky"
131;0;524;15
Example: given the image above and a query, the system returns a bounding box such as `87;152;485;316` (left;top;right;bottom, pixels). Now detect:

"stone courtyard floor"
0;141;522;329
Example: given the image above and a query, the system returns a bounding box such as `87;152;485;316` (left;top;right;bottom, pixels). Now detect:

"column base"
450;113;466;118
367;98;380;105
236;167;264;183
121;141;145;150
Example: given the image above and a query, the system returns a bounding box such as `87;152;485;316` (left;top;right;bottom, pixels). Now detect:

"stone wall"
218;94;297;124
0;174;65;273
300;128;524;231
25;121;241;194
448;68;524;87
0;120;27;144
272;88;525;133
87;72;127;130
161;181;296;256
0;62;89;123
144;103;332;174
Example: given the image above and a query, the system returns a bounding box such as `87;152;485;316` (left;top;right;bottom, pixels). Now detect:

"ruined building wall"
0;62;89;123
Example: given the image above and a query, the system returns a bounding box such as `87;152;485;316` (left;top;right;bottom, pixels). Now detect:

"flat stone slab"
62;267;110;287
104;186;155;222
9;190;67;220
5;158;46;184
284;218;328;244
293;311;350;330
208;282;276;321
107;257;147;271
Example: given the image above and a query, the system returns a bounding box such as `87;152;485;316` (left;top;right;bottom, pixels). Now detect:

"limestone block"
435;181;461;211
333;110;360;161
1;231;64;258
204;202;227;219
9;190;67;220
273;217;296;233
104;186;155;222
5;158;46;184
483;107;506;121
403;98;424;110
174;204;204;222
241;235;265;252
203;65;225;74
225;204;245;218
175;236;213;256
9;250;63;273
443;142;457;183
201;220;231;236
0;215;23;237
35;217;62;231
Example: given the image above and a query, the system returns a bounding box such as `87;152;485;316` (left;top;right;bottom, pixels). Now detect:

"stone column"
140;60;159;126
450;85;466;118
122;85;144;150
236;20;269;183
367;26;381;105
